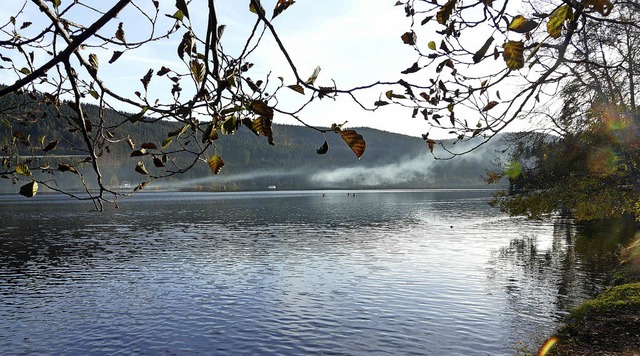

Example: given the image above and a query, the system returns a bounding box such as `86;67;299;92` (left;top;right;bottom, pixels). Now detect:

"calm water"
0;190;630;355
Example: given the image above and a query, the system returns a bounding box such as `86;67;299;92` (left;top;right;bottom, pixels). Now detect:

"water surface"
0;190;627;354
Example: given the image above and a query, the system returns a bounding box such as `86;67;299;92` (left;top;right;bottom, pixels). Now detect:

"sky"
0;0;538;139
0;0;443;137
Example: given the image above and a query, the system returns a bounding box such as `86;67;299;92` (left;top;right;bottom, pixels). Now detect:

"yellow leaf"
207;155;224;175
287;84;305;94
190;60;205;83
502;40;524;70
547;5;573;39
15;163;30;176
428;41;436;50
508;15;538;33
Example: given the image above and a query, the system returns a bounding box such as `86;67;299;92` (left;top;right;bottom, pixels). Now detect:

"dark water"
0;190;631;355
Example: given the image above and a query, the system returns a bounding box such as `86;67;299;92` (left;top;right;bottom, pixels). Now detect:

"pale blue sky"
1;0;538;138
0;1;435;136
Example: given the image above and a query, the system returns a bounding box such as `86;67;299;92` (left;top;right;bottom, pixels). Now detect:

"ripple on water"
0;190;622;355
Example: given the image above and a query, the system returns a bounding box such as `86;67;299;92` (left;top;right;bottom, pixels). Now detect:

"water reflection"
487;216;635;345
0;191;634;355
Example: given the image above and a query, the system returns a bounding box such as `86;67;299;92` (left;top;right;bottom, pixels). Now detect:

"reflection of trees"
488;216;636;326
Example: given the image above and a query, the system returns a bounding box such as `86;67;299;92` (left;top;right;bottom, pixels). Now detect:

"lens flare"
587;147;618;176
537;336;558;356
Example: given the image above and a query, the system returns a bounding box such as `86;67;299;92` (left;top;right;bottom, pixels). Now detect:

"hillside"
1;91;505;192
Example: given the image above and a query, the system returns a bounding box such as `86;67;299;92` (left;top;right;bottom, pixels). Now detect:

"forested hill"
1;93;505;192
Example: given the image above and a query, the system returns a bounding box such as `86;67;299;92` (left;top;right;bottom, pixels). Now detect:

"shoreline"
548;234;640;355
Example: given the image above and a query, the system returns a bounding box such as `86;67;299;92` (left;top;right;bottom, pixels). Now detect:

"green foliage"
489;102;640;221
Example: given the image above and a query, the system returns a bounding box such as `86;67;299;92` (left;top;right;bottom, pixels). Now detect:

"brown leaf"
115;22;125;43
273;0;295;19
141;69;153;91
340;130;366;159
58;163;79;174
473;36;494;64
287;84;305;94
316;140;329;155
108;51;123;64
436;0;456;25
134;181;150;192
426;139;436;153
135;161;149;175
43;140;58;152
249;100;274;120
401;31;417;45
482;101;499;111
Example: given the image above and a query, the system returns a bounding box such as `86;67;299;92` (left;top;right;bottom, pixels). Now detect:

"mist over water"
310;153;435;186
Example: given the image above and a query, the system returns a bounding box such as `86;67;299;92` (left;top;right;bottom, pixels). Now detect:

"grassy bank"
550;235;640;355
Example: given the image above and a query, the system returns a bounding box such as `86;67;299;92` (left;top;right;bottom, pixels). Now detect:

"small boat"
267;185;277;190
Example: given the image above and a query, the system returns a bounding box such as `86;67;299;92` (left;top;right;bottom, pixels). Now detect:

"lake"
0;189;629;354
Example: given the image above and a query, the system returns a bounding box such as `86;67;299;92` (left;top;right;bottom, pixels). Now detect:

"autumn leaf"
19;181;38;198
249;0;266;16
175;0;190;20
426;139;436;153
134;181;150;192
115;22;125;44
473;36;494;64
273;0;295;19
190;59;205;83
15;163;30;176
508;15;538;33
547;5;573;39
401;62;421;74
43;140;58;152
58;163;79;174
88;53;99;71
140;69;153;91
482;101;499;111
130;149;148;157
305;66;321;85
287;84;305;94
340;130;366;159
436;0;456;25
208;155;224;175
249;100;274;119
135;161;149;175
428;41;436;50
152;157;164;168
585;0;613;16
401;31;417;45
108;51;123;64
503;40;524;70
316;139;329;155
